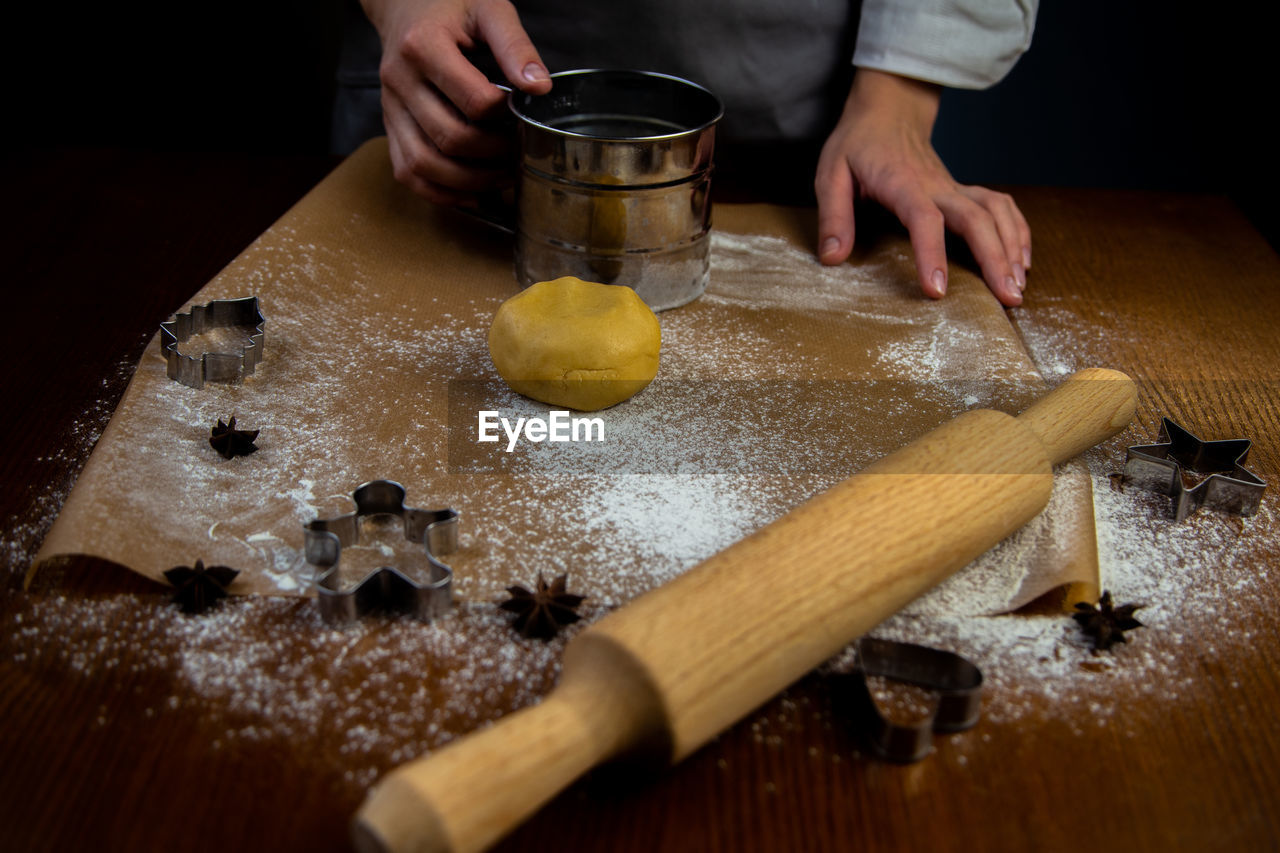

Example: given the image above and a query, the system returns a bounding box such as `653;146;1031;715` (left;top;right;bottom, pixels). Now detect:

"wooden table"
3;148;1278;852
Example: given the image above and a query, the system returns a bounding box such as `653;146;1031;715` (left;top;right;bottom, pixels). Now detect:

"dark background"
6;1;1275;248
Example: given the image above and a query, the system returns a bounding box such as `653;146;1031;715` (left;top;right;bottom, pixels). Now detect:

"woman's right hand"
361;0;552;205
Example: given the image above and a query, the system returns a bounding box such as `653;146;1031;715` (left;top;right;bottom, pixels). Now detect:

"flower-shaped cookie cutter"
303;480;457;625
160;295;265;389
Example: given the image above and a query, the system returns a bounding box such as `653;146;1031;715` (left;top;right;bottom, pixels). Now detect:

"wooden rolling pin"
354;367;1137;853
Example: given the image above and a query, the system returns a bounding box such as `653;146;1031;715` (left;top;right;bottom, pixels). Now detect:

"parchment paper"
33;138;1096;615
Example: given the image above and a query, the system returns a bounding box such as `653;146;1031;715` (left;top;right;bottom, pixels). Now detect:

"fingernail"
1012;263;1026;290
1022;246;1032;269
1004;275;1019;298
821;236;840;258
931;268;947;296
523;63;549;83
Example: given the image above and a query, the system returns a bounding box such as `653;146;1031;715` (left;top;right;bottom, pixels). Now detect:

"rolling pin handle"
353;635;666;853
1016;368;1136;465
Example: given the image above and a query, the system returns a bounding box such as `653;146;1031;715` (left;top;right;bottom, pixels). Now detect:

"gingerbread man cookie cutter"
303;480;457;625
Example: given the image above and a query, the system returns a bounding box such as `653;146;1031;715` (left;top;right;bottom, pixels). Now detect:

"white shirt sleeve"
853;0;1039;89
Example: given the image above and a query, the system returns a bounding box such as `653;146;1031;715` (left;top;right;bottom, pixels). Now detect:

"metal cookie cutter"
303;480;457;625
1123;417;1266;521
160;295;265;389
839;637;983;763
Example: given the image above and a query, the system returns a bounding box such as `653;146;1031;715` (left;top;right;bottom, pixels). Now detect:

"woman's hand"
815;69;1031;306
361;0;551;205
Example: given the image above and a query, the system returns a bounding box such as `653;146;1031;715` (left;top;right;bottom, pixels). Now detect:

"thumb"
478;2;552;94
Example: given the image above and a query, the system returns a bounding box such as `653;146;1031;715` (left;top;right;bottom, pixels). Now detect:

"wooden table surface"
2;147;1278;852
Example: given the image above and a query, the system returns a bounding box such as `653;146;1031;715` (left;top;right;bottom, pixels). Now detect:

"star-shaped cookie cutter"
839;637;983;763
1122;417;1266;521
160;295;265;389
303;480;457;625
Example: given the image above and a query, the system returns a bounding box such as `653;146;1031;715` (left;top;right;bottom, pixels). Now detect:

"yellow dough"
488;276;661;411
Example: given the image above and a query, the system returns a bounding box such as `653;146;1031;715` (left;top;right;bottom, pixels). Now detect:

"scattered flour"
5;225;1275;788
860;453;1272;729
708;231;908;313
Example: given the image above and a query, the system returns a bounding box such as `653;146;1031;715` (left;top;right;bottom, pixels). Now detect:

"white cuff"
853;0;1039;89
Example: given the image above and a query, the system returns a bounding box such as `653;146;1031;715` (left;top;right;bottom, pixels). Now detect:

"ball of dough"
488;276;661;411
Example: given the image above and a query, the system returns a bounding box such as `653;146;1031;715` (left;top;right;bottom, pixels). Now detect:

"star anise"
499;573;586;639
163;559;240;613
209;416;259;459
1073;590;1144;652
